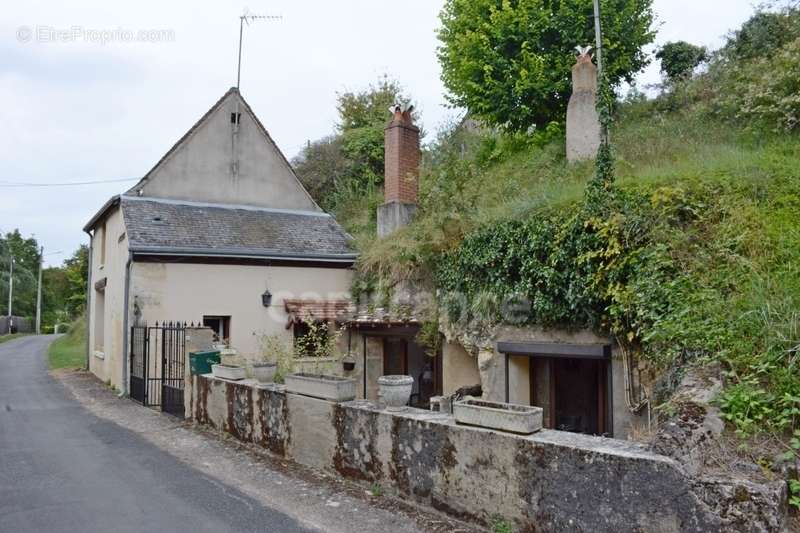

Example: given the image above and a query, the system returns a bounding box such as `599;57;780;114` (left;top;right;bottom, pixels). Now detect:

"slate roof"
120;196;356;263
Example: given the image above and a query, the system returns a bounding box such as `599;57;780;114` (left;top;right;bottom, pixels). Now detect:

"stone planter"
430;395;452;414
211;363;246;381
378;375;414;411
453;397;543;434
251;362;277;383
284;373;356;402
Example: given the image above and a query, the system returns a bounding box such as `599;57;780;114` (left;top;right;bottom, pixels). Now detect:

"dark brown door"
531;357;609;436
383;337;407;375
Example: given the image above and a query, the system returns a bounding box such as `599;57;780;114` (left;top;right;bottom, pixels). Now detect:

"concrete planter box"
284;373;356;402
453;397;543;434
211;364;246;381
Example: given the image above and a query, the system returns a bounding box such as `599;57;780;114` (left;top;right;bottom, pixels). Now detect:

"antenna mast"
236;10;282;89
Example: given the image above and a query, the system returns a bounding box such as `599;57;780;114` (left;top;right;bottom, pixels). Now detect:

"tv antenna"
237;9;282;89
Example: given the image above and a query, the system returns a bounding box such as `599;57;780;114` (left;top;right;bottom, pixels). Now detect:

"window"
203;316;231;345
293;320;331;358
99;222;107;265
94;289;105;352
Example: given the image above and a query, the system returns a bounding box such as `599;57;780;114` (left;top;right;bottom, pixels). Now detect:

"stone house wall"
443;325;653;439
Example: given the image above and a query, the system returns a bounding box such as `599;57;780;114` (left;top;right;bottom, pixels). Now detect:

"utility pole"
7;255;13;318
35;246;43;335
593;0;603;78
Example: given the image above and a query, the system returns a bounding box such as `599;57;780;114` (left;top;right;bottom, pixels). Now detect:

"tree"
293;77;415;212
0;230;39;318
656;41;708;82
437;0;655;132
336;77;414;192
62;245;88;317
722;8;800;62
292;136;349;210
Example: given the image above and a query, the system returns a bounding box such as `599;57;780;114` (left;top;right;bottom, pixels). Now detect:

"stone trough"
453;397;543;434
284;373;356;402
211;363;246;381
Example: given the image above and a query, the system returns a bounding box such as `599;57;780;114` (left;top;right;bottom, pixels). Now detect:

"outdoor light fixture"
261;289;272;307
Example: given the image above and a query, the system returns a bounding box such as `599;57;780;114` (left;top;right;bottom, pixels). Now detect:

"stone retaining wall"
193;375;786;532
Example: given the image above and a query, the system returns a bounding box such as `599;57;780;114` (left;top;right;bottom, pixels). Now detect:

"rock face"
650;366;725;475
649;366;788;532
566;49;602;162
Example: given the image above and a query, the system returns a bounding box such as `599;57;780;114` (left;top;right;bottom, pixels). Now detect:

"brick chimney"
377;103;419;237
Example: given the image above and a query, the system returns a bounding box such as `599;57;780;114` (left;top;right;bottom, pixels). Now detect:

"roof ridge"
120;194;331;218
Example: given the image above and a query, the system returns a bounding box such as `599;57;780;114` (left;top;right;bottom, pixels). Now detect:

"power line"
0;177;138;188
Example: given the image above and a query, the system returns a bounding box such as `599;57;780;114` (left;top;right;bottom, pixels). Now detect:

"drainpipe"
83;230;93;371
616;335;650;426
120;252;132;397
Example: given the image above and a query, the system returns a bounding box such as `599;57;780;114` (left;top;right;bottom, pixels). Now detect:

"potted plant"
251;360;278;383
378;375;414;411
341;355;356;372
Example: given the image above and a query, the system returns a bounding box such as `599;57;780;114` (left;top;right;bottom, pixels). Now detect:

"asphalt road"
0;335;314;533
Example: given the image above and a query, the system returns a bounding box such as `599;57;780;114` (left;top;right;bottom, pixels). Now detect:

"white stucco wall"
130;262;353;359
88;206;129;389
133;90;319;211
442;341;481;395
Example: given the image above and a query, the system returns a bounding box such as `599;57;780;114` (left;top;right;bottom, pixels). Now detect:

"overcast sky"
1;0;760;266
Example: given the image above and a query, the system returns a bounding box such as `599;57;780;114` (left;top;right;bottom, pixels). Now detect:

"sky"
1;0;761;266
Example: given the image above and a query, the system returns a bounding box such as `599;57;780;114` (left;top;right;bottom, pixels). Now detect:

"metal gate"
130;321;186;417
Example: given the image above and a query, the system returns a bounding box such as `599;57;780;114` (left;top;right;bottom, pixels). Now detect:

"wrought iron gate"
130;322;186;417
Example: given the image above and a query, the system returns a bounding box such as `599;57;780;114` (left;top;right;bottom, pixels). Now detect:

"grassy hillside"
337;7;800;443
48;316;86;370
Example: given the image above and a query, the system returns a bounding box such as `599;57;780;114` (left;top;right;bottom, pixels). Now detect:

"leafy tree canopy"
656;41;708;82
437;0;656;132
0;230;87;329
293;77;415;212
722;6;800;62
0;230;40;318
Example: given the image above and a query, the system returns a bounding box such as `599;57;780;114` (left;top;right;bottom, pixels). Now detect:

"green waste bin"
189;351;221;376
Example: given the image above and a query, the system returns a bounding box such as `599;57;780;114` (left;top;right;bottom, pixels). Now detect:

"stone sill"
93;350;105;360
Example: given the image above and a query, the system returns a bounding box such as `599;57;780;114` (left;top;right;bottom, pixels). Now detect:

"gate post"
184;327;215;419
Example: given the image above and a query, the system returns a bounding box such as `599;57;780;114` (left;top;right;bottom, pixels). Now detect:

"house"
83;88;445;411
83;87;357;396
84;86;646;438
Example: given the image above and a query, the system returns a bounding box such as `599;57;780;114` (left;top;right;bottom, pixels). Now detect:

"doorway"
528;357;609;436
382;337;441;407
551;358;607;435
